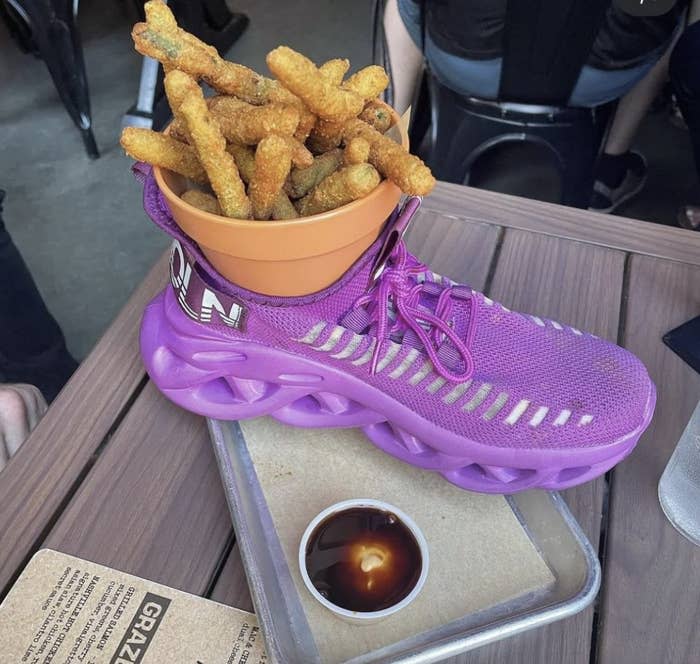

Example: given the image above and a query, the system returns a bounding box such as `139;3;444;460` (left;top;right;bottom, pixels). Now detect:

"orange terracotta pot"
153;111;408;297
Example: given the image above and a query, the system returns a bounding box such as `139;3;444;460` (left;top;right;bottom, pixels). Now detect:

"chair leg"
80;126;99;159
12;0;98;158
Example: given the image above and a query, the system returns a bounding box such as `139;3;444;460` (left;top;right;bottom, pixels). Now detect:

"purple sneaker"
139;171;655;494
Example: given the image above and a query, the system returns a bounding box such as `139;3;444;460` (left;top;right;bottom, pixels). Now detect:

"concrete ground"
0;0;694;361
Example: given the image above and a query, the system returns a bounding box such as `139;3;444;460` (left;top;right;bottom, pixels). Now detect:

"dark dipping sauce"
304;507;422;612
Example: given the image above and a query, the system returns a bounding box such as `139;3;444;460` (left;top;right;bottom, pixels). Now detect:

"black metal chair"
1;0;99;157
1;0;248;158
409;0;617;208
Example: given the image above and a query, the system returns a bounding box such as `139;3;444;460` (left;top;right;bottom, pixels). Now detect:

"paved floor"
0;1;694;361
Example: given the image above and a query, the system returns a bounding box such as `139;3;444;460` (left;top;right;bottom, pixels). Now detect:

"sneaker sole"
141;289;656;494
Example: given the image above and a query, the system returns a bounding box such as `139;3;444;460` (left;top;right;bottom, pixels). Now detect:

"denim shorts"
397;0;663;107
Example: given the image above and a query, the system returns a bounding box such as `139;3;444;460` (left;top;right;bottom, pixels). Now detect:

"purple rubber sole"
141;289;656;494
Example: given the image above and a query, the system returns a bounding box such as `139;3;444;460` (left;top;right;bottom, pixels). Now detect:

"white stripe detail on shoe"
331;333;363;359
571;328;583;336
316;326;345;351
462;383;492;411
578;414;594;426
409;361;433;386
426;377;447;394
375;342;401;372
352;339;377;366
553;409;572;426
483;392;509;420
178;295;198;318
389;349;420;378
531;316;545;327
505;399;530;425
298;321;325;345
443;381;472;404
529;406;549;427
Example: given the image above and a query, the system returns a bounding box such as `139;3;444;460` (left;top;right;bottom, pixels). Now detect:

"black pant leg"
0;191;77;401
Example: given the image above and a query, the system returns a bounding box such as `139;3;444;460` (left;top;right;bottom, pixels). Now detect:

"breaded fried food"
134;5;316;138
343;119;435;196
227;143;296;218
343;65;389;100
168;120;190;143
226;143;255;183
359;99;394;134
249;135;294;220
344;136;370;165
226;131;311;171
206;95;247;112
181;190;221;214
282;136;314;168
298;163;381;215
177;75;251;218
209;96;311;166
208;96;300;143
271;193;299;220
120;127;207;184
164;69;194;142
319;58;350;85
135;2;318;143
266;81;317;141
266;46;364;122
293;111;317;142
307;118;344;153
144;0;177;31
134;1;269;104
286;148;344;199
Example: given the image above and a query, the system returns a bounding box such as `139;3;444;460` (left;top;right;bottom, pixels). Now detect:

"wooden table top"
2;182;699;663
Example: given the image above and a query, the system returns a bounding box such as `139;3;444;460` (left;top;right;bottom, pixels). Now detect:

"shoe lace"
350;240;478;382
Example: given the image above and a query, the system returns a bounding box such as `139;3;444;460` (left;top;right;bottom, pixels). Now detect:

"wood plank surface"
424;182;700;267
452;229;626;664
209;210;502;612
41;382;231;594
0;252;168;598
406;208;502;286
598;256;700;664
209;546;255;612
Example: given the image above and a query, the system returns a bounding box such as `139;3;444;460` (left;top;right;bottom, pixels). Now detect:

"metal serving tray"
209;419;600;664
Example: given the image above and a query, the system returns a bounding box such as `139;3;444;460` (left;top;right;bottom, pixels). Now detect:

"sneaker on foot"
589;151;647;214
141;179;656;494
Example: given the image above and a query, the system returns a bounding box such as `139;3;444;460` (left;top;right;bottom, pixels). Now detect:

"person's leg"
670;19;700;228
586;42;676;212
602;50;673;154
385;0;503;112
0;191;78;401
384;0;424;114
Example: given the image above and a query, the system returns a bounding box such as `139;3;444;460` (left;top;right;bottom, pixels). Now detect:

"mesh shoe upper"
193;221;653;452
